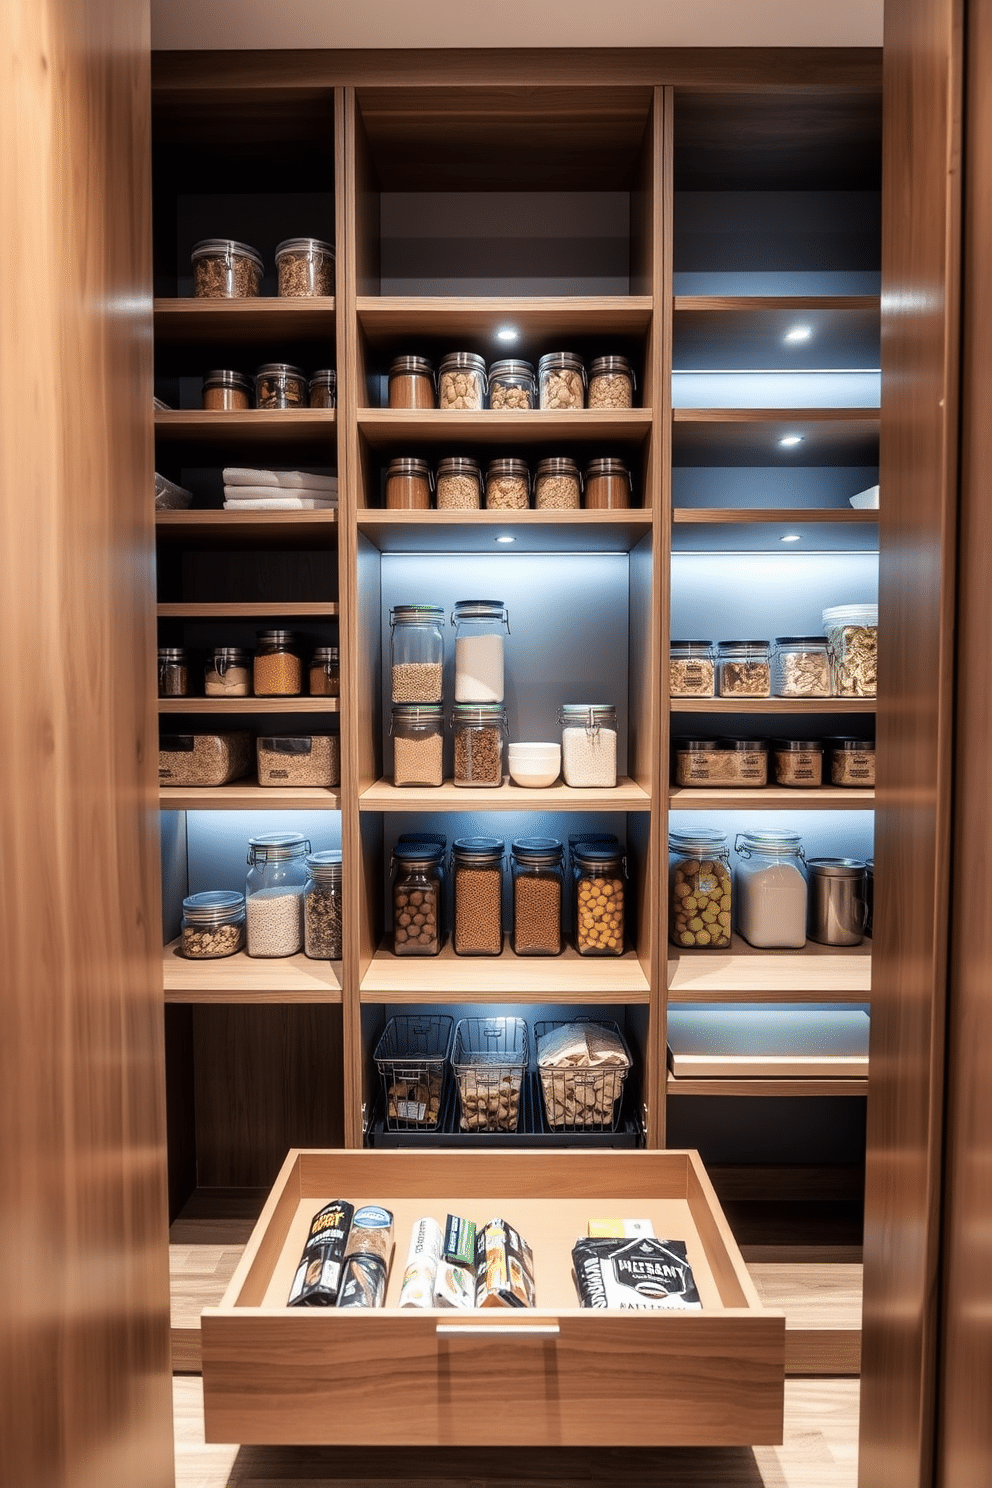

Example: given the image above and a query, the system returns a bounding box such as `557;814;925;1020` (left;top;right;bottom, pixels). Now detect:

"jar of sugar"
558;703;618;788
734;830;808;949
451;600;509;703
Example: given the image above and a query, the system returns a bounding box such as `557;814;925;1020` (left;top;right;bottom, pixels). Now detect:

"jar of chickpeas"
668;828;732;950
572;840;626;957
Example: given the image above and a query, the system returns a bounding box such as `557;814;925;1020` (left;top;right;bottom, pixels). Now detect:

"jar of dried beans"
390;704;444;787
388;356;435;409
385;457;433;510
245;832;309;958
191;238;263;299
572;840;627;956
668;828;732;950
436;455;483;510
773;636;832;698
670;641;715;698
716;640;772;698
253;630;302;696
255;363;308;409
308;369;336;408
538;352;585;409
587;355;635;409
534;456;581;510
304;850;343;960
201;369;253;411
451;837;505;956
559;703;618;788
584;457;632;509
390;604;444;703
451;703;507;787
510;837;564;955
438;352;486;410
488;359;536;410
275;237;335;297
391;841;444;956
485;458;530;510
181;890;246;959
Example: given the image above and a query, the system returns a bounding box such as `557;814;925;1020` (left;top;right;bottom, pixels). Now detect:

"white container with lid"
451;600;509;703
734;830;808;948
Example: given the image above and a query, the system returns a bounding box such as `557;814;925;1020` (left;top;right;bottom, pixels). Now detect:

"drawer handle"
435;1324;560;1338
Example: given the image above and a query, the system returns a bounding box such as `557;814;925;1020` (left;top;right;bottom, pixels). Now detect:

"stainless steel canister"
806;858;867;945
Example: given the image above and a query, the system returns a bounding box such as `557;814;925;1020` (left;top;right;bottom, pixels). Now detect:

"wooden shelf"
154;409;336;444
356;295;653;345
358;509;653;555
674;296;880;312
668;936;871;1000
672;507;878;552
156;510;338;545
667;1075;868;1097
674;507;876;525
361;939;651;1002
153;297;335;342
669;785;874;810
157;601;337;618
673;300;880;370
672;410;878;466
163;942;342;1003
158;697;340;713
160;780;340;810
357;408;653;449
671;697;875;714
360;776;651;812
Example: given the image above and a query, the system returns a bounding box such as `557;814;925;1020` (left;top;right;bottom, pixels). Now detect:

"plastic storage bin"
452;1016;528;1132
375;1014;453;1131
256;735;340;787
158;731;252;787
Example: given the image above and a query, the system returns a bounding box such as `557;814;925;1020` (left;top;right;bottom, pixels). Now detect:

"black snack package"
337;1251;388;1308
572;1236;702;1311
287;1199;354;1307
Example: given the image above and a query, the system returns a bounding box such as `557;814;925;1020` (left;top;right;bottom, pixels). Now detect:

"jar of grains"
559;703;618;788
309;645;340;696
191;238;263;299
773;636;832;698
390;704;444;787
826;737;875;788
438;352;486;410
275;237;335;297
572;840;627;957
158;647;189;698
308;369;336;408
485;458;530;510
670;641;715;698
587;355;635;409
451;837;505;956
534;456;581;510
716;640;772;698
584;457;632;509
303;849;343;960
391;841;444;956
673;738;768;788
390;604;444;703
538;351;585;409
452;599;509;703
204;646;251;698
771;738;823;788
385;457;433;510
253;630;302;696
181;890;245;960
201;369;253;411
255;363;308;409
734;830;808;948
245;832;309;958
436;455;483;510
669;828;732;950
510;837;565;956
488;359;536;410
388;356;435;409
451;703;507;787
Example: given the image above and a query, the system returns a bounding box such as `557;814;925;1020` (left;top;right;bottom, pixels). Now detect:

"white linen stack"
222;468;338;511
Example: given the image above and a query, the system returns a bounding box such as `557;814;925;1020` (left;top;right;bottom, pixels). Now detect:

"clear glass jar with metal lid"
584;457;632;509
308;369;336;409
669;828;732;949
559;703;618;788
253;629;302;696
572;840;627;956
388;356;435;409
392;841;444;956
485;457;530;510
436;455;483;511
275;236;335;297
806;858;868;945
451;837;504;956
538;351;585;409
734;830;808;948
191;238;263;298
385;456;433;510
451;703;507;787
255;363;308;409
488;358;536;410
670;641;715;698
204;646;251;698
390;704;444;787
716;640;772;697
309;645;340;697
158;646;189;698
438;352;486;410
773;636;832;698
534;456;581;510
245;832;310;957
304;849;343;959
452;599;509;703
771;738;823;788
390;604;444;703
181;890;245;959
201;369;253;411
826;737;875;787
510;838;564;955
673;738;768;787
587;355;635;409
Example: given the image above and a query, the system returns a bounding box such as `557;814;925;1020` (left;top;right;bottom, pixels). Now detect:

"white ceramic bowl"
849;484;880;509
508;742;561;788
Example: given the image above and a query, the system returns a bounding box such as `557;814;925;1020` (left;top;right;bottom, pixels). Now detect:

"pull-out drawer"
201;1148;784;1448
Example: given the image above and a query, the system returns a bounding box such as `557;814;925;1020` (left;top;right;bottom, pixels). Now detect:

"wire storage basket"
374;1014;453;1130
534;1019;632;1132
452;1016;529;1133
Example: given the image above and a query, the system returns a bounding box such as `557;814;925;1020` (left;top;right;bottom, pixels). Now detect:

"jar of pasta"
668;829;732;949
275;237;335;297
485;458;530;510
716;640;771;698
191;238;262;298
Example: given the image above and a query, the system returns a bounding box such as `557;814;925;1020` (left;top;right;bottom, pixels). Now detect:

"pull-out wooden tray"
201;1148;784;1448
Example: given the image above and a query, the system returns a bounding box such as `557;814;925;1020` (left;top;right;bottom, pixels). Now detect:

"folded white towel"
223;467;337;491
223;483;338;503
223;496;337;511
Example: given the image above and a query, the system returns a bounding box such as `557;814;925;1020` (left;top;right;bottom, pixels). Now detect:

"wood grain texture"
670;786;875;810
357;407;653;448
357;295;653;347
160;782;342;810
163;942;342;1003
668;937;871;997
154;296;335;342
360;940;650;1003
359;776;650;811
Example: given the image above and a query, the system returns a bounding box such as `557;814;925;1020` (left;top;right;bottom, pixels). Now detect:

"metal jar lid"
438;351;486;373
451;599;508;623
247;831;310;864
538;351;585;374
390;703;444;721
389;355;434;377
275;237;335;258
674;738;720;751
254;362;307;379
572;840;625;868
775;635;829;647
210;646;249;663
203;369;254;391
585;458;631;480
390;603;443;623
311;645;339;661
488;358;535;380
451;703;506;725
772;737;823;751
717;640;770;652
719;738;768;752
806;857;867;877
825;737;875;751
191;238;263;270
736;829;804;853
559;703;616;725
452;835;505;862
486;458;530;479
535;457;580;477
669;827;728;853
306;849;342;881
393;841;445;867
589;354;634;377
386;457;432;478
511;836;564;864
256;629;299;646
158;647;186;660
309;368;336;386
437;456;482;477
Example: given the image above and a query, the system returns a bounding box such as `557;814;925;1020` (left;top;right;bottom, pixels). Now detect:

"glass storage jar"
538;351;585;409
510;837;564;956
734;830;808;948
771;738;823;788
822;603;877;697
451;703;507;787
303;849;343;959
452;599;509;703
559;703;618;788
438;352;486;410
584;457;632;509
255;363;308;409
485;458;530;510
451;837;504;956
534;456;581;510
826;737;875;787
191;238;263;298
572;840;627;957
587;355;635;409
201;369;253;410
488;358;536;410
181;890;245;960
256;734;339;788
669;828;732;949
390;704;444;787
807;858;868;945
670;641;715;699
308;369;336;408
388;356;435;409
717;640;772;698
385;457;433;510
436;455;483;510
275;236;335;297
673;737;768;788
245;832;309;958
309;645;340;696
158;647;189;698
390;604;444;703
391;841;444;956
204;646;251;698
253;629;302;696
773;636;832;698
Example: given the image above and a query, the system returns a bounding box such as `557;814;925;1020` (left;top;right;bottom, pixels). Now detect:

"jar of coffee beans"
510;837;564;956
451;837;505;956
391;841;444;956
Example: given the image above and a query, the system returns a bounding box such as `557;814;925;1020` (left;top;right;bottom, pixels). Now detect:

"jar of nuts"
451;836;505;956
275;237;335;298
255;363;308;409
716;640;772;698
534;456;581;510
436;455;483;510
308;369;336;409
253;630;302;696
584;457;632;509
201;369;253;411
588;355;635;409
488;358;536;410
191;238;263;299
538;351;586;409
510;837;565;956
451;703;507;787
385;457;433;510
572;840;627;957
391;841;444;956
388;356;435;409
181;890;246;959
668;829;732;950
438;351;487;410
670;641;715;698
485;458;530;510
390;604;445;703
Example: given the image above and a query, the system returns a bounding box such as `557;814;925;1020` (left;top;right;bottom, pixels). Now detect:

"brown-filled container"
159;731;252;788
388;356;435;409
255;363;308;409
253;630;303;696
584;457;632;509
202;370;253;411
308;370;336;409
191;238;263;298
385;457;433;510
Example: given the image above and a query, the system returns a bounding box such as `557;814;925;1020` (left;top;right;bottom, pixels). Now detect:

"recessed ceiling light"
496;534;516;544
780;533;802;543
784;325;813;342
778;434;804;447
495;326;519;342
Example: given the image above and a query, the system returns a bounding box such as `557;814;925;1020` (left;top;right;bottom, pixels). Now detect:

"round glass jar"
438;352;486;410
253;629;302;696
584;457;632;510
670;641;715;699
181;890;245;959
734;830;808;948
304;849;343;959
510;838;564;956
807;858;867;945
308;369;336;409
157;646;189;698
559;703;618;788
534;456;581;510
485;458;530;511
275;236;335;297
309;645;340;697
826;737;875;787
385;457;433;510
451;703;507;787
390;704;444;787
390;604;444;703
587;355;635;409
255;363;308;409
388;356;435;410
202;369;253;411
673;737;767;788
538;352;585;409
668;828;732;949
716;640;772;698
773;636;832;698
436;455;483;511
191;238;263;299
452;599;509;703
451;836;505;956
204;646;251;698
771;737;823;788
245;832;309;958
488;358;536;410
572;840;627;957
391;842;444;956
